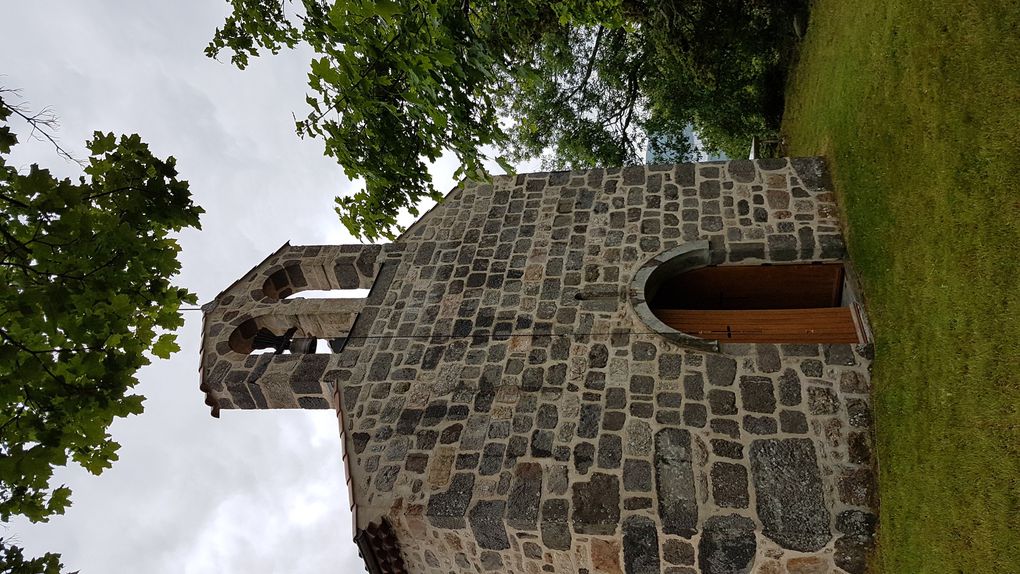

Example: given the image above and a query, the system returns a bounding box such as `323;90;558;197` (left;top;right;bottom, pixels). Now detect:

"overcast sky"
0;2;489;572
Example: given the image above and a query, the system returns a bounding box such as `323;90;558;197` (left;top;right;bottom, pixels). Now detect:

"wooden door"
650;263;860;344
655;308;860;343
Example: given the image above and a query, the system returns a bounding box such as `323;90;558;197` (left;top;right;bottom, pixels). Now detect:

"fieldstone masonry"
199;158;877;573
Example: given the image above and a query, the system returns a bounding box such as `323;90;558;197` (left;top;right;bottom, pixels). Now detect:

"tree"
207;0;805;240
0;91;202;570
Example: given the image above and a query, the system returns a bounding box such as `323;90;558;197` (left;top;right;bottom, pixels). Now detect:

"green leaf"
494;156;516;175
150;334;179;359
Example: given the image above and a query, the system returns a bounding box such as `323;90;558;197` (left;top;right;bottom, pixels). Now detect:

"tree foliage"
0;93;202;534
0;539;67;574
208;0;805;240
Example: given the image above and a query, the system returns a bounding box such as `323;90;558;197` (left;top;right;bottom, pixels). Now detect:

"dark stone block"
729;242;765;262
416;430;438;450
623;166;646;185
677;164;695;186
699;180;721;199
801;359;823;377
655;428;698;537
711;418;740;439
572;473;620;535
536;404;558;429
480;551;502;571
836;510;877;536
708;389;737;415
750;439;831;551
824;344;856;366
728;160;756;183
780;410;808;434
656;410;683;425
698;514;757;574
603;411;626;431
838;467;877;507
375;465;399;492
798;226;816;257
632;341;657;361
711;462;749;508
623;459;652;492
756;344;781;373
834;535;874;574
683;403;707;427
405;454;428;473
658;392;683;408
455;453;479;470
395;409;424;435
706;354;737;386
702;216;724;232
546;363;567;386
296;396;328;409
530;430;554;458
659;353;683;378
664;539;695;565
684;373;705;400
506;463;542;529
778;368;802;406
790;157;830;191
630;402;653;418
711;439;743;459
368;352;393;381
623;516;660;574
480;443;505;475
469;500;509;550
630;375;655;394
574;442;595;474
768;234;797;260
598;434;622;469
606;387;627;409
427;473;475;524
506;435;528;458
848;431;872;465
522;367;544;391
743;415;777;435
294;354;329;385
739;376;776;413
579;404;602;438
541;499;571;550
819;234;846;259
624;497;652;510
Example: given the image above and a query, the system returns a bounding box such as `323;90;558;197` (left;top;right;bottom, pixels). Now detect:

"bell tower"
198;242;390;416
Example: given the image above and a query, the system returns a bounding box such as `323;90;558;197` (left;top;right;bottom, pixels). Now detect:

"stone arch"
631;240;719;352
261;245;383;300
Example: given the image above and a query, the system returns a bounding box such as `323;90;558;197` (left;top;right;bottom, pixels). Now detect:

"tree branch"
562;26;605;103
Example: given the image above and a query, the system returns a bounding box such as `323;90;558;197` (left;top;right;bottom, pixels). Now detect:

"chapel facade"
198;158;877;574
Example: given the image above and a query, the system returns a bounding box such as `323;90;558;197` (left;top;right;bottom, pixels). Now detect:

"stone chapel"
197;158;877;574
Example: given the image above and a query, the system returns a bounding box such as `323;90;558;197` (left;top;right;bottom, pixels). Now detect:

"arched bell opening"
227;315;352;355
632;242;861;348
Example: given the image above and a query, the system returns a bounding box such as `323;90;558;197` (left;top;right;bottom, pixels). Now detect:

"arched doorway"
651;263;860;343
631;242;861;346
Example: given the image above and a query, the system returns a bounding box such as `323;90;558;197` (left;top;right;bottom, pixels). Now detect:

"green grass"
782;0;1020;572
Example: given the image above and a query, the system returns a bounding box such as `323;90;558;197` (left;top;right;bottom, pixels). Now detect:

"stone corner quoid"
198;157;877;574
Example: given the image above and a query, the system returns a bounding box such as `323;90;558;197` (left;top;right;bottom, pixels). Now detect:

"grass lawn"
782;0;1020;571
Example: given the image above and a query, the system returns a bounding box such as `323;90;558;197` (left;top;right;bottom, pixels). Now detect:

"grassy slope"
782;0;1020;572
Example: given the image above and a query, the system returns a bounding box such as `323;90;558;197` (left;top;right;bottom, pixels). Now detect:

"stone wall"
200;158;877;573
